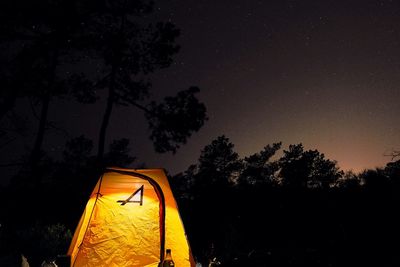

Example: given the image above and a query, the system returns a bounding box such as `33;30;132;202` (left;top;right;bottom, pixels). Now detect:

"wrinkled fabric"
68;169;195;267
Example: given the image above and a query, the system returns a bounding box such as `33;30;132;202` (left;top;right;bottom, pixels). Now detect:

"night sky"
3;0;400;178
148;0;400;174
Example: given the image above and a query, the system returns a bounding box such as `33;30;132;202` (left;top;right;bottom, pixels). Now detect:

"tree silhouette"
195;135;243;191
385;159;400;183
279;144;343;189
0;0;207;183
173;138;396;266
173;136;242;265
146;87;207;153
359;168;393;194
239;142;281;186
386;149;400;160
104;138;136;167
333;170;362;190
0;0;98;179
71;0;207;161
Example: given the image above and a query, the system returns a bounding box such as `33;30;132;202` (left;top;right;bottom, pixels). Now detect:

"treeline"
171;136;400;266
0;133;398;266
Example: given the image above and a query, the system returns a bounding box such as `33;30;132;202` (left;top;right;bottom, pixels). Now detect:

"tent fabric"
68;168;195;267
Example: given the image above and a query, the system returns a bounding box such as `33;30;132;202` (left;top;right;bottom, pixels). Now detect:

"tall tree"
195;135;243;191
78;1;207;162
239;142;281;185
279;144;343;189
0;0;97;178
1;0;207;177
175;135;242;265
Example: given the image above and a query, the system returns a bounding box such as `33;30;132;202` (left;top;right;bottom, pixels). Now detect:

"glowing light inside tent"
68;168;195;267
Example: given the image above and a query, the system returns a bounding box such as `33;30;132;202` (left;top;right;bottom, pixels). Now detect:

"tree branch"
131;101;151;114
46;121;71;139
384;150;400;161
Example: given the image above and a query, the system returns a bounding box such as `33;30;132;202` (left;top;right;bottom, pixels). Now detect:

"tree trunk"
30;93;51;168
97;67;117;163
97;13;126;164
29;46;58;183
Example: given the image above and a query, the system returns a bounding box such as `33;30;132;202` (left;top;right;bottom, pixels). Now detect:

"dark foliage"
173;137;400;267
279;144;344;189
0;0;207;169
0;135;140;265
76;0;208;159
239;142;281;186
146;87;208;153
104;138;136;167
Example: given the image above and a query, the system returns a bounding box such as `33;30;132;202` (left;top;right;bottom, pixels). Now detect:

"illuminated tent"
68;168;195;267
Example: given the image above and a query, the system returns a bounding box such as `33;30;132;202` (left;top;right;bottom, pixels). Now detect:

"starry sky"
2;0;400;179
145;0;400;174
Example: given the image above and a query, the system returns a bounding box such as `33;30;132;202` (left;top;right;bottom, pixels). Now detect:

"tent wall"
68;168;195;267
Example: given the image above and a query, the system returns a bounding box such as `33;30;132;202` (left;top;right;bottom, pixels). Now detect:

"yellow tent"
68;168;195;267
